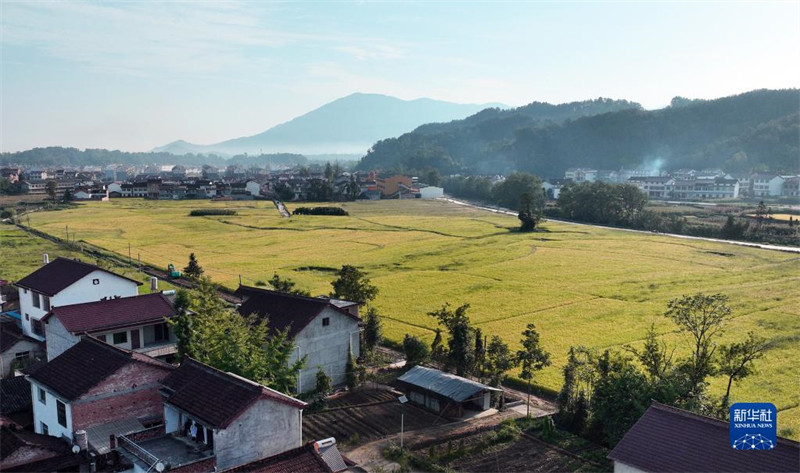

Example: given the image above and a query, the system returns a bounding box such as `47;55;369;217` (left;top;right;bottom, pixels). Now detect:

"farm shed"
396;366;501;417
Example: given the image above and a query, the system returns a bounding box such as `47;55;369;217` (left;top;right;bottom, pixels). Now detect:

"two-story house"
27;338;173;452
235;286;362;393
42;292;177;361
0;319;44;377
15;257;142;341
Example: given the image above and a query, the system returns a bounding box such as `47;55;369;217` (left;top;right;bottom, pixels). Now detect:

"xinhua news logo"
730;402;777;450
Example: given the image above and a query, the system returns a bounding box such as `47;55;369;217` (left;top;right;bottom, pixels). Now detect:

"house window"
322;317;330;326
14;351;30;361
32;292;40;308
40;422;49;436
25;313;29;321
32;319;44;336
38;387;47;404
113;331;128;345
57;400;67;427
43;296;51;311
92;279;100;285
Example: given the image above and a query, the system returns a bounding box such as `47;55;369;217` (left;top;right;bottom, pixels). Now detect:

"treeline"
358;89;800;176
0;147;307;168
552;182;799;246
292;206;349;216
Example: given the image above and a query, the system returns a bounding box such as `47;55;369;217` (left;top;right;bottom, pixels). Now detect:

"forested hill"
357;89;800;176
0;147;307;168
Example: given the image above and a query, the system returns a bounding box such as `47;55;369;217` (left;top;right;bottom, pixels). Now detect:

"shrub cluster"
292;206;348;216
189;209;237;216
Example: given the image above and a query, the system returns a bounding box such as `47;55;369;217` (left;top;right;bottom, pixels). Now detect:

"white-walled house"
14;257;142;341
236;286;362;393
751;173;785;197
0;319;44;377
42;293;177;361
27;338;173;448
245;180;262;196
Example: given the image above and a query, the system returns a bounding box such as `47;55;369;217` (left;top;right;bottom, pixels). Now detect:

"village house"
751;173;785;197
627;176;676;199
564;168;598;182
781;176;800;197
671;177;740;200
42;292;177;361
220;438;351;473
114;358;307;472
0;318;44;377
14;256;142;341
377;175;413;198
396;366;501;418
235;286;361;393
608;401;800;473
27;338;173;453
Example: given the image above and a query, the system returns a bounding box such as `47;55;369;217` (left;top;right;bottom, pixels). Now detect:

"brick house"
15;257;142;341
27;337;173;450
116;358;307;472
236;286;362;393
42;292;177;361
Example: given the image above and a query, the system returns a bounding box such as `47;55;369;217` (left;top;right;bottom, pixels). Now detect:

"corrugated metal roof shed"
396;366;501;403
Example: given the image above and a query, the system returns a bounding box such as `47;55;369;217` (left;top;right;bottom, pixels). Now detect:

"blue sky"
1;1;798;153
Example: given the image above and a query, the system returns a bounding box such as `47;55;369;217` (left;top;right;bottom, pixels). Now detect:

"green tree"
307;178;333;201
474;328;486;380
664;293;731;399
315;366;332;399
428;303;475;376
424;168;441;187
362;307;383;353
62;188;73;202
754;201;771;232
345;350;358;390
45;180;58;200
168;289;194;362
430;328;445;363
590;357;652;446
179;278;305;394
330;265;378;304
719;215;749;240
324;162;334;180
518;192;543;231
269;273;311;296
625;323;674;380
484;336;517;388
345;174;361;200
183;253;204;279
492;172;544;211
517;323;551;417
718;332;768;408
403;334;430;368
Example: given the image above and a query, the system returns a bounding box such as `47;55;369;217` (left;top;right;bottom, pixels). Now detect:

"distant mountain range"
153;93;506;157
357;89;800;176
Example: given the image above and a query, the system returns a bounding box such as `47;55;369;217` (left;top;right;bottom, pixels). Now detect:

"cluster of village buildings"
551;167;800;200
0;165;444;202
2;254;799;472
0;255;364;472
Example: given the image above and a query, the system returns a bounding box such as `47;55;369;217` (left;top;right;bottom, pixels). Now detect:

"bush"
292;206;348;216
189;209;237;216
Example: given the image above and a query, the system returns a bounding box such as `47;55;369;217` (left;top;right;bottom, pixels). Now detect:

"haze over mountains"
153;93;506;157
358;89;800;176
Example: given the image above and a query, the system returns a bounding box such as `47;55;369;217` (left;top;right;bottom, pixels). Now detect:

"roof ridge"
238;284;331;305
51;292;166;311
181;358;262;394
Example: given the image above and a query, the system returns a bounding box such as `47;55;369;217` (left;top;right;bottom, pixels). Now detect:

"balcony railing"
118;434;160;470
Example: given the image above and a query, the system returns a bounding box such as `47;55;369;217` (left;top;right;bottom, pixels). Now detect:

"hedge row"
189;209;237;216
292;207;349;216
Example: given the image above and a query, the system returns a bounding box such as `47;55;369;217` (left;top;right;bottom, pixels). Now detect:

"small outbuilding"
396;366;501;417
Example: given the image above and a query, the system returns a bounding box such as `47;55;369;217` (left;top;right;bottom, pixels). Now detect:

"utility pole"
128;243;132;266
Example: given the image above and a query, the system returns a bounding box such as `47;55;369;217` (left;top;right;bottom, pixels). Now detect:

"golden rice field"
10;199;800;437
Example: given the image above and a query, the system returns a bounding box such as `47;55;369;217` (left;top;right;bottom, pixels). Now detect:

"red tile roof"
15;257;142;296
161;358;306;429
235;286;360;339
608;401;800;472
42;293;175;333
220;443;332;473
28;337;172;401
0;320;40;353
